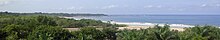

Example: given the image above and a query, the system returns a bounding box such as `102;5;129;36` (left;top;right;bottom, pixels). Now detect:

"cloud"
201;4;207;7
0;1;9;6
52;6;84;10
144;5;163;8
101;5;118;9
216;4;220;7
0;0;9;2
67;6;83;10
200;4;220;8
144;5;153;8
68;7;75;9
156;5;162;8
17;0;46;1
177;9;185;11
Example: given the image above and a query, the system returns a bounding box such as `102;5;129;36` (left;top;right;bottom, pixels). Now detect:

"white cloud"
177;9;185;11
18;0;46;1
67;6;83;10
200;4;220;8
101;5;118;9
0;1;10;5
168;8;174;10
0;0;10;2
201;4;207;7
216;4;220;7
144;5;163;8
52;6;84;10
156;5;162;8
167;7;186;11
144;5;153;8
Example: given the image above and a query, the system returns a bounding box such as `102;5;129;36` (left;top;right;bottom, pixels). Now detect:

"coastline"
62;16;195;28
109;21;195;28
62;16;195;27
62;16;196;31
111;21;192;31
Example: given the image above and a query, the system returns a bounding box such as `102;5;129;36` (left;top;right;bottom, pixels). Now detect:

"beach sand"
112;21;192;31
64;25;185;31
62;17;190;31
117;25;185;31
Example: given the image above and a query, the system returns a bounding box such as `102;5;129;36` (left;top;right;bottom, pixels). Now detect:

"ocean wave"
63;16;199;28
110;21;195;28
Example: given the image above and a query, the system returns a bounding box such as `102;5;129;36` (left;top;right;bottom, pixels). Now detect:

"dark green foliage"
71;27;118;40
71;27;105;40
0;13;124;40
32;16;59;26
2;24;30;39
117;29;150;40
0;30;7;40
152;24;179;40
27;25;73;40
117;25;179;40
179;26;220;40
116;25;220;40
0;13;123;28
102;27;117;40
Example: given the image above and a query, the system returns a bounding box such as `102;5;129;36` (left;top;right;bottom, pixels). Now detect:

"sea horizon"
66;14;220;26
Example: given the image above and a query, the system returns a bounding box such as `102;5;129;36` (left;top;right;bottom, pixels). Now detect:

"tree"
180;25;220;40
27;25;73;40
102;27;117;40
35;16;58;26
0;30;7;40
2;24;30;40
71;27;105;40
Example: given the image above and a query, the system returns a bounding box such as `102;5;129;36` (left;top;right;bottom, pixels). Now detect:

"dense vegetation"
1;13;220;40
0;13;124;28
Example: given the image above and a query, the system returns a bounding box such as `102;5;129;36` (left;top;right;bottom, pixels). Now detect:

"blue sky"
0;0;220;14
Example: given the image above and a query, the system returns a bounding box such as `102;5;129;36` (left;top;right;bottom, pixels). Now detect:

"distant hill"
0;11;107;17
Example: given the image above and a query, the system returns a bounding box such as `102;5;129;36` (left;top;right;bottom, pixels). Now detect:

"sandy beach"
116;25;185;31
63;17;195;31
65;25;186;31
113;21;192;31
110;21;194;27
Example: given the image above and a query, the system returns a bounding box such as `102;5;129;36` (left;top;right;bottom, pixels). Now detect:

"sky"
0;0;220;15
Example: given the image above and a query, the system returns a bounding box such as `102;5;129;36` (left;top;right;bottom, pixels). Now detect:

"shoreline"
105;21;195;28
112;21;191;31
62;16;220;31
62;16;195;28
62;16;196;31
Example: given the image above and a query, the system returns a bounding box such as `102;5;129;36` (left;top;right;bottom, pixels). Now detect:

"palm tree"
152;24;178;40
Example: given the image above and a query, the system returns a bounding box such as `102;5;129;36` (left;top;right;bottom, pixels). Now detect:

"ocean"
72;15;220;26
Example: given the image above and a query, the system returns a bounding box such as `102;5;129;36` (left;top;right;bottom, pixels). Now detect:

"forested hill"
0;11;107;17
